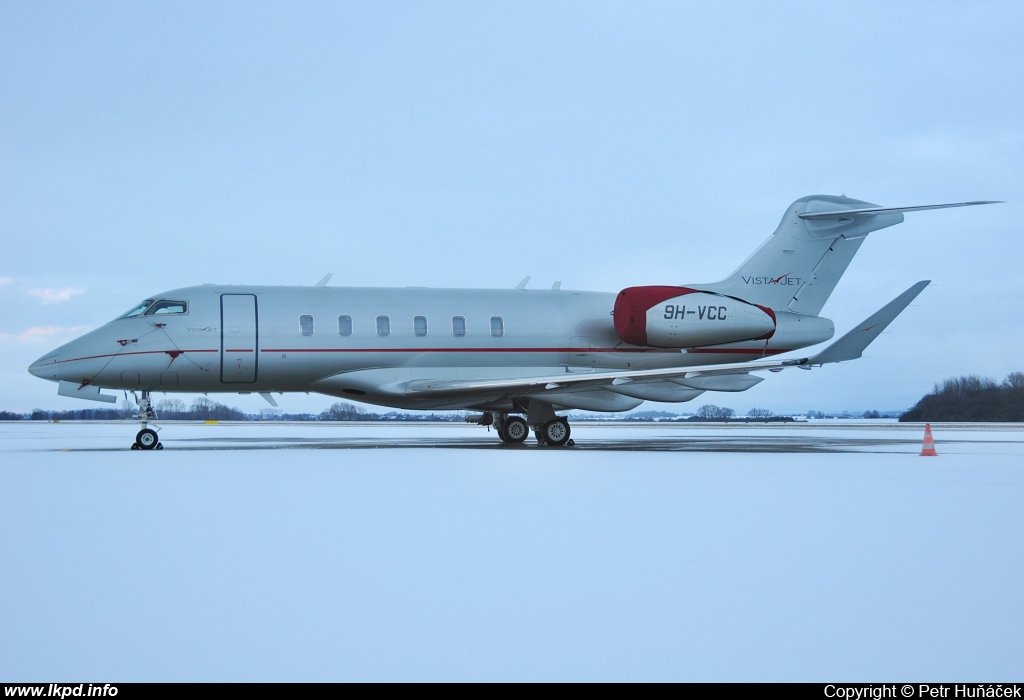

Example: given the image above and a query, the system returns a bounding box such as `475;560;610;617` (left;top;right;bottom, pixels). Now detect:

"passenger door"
221;294;258;383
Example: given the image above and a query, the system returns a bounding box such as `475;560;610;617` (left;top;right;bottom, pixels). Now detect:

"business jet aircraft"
28;195;997;449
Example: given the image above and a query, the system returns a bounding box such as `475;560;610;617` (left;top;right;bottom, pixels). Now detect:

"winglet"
316;273;333;287
808;281;930;365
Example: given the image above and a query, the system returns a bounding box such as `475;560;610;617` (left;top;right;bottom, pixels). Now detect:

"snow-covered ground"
2;421;1022;681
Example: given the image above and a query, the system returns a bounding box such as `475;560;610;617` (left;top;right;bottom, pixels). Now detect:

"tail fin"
698;195;997;315
699;195;900;315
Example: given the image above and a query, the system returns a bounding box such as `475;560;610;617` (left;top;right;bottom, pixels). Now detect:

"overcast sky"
1;1;1019;414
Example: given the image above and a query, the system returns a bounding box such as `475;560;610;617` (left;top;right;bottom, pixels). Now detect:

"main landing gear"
474;410;573;447
534;417;571;447
497;416;529;444
130;390;163;451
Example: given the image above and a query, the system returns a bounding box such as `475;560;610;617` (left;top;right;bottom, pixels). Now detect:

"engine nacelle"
614;286;776;348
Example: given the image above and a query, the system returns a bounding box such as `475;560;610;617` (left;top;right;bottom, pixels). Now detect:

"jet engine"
614;286;777;348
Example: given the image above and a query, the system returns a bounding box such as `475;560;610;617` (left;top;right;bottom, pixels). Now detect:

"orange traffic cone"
920;423;938;456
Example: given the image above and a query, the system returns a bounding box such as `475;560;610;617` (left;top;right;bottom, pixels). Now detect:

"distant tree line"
0;402;789;423
13;408;124;421
805;409;892;419
156;398;248;421
11;398;250;422
320;402;376;421
0;400;465;422
573;410;681;422
318;402;464;422
900;372;1024;422
0;397;910;424
695;404;735;420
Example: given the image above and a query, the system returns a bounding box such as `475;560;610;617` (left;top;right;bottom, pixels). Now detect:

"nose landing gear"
129;390;163;450
135;428;159;450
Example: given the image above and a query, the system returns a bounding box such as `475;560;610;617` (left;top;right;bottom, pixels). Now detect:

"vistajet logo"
741;273;802;286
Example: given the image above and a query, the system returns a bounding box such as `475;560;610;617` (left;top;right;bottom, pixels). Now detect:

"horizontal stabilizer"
798;201;1000;221
808;281;930;365
58;380;117;403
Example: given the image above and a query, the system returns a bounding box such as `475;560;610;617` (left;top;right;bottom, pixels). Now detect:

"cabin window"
338;315;352;336
452;316;466;337
414;316;427;337
376;315;391;337
299;315;314;336
146;300;188;315
490;316;504;337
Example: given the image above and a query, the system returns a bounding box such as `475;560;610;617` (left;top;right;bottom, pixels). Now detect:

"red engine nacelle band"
614;286;698;346
614;286;776;347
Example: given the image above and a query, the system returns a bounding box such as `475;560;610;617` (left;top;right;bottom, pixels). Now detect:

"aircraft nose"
28;351;60;381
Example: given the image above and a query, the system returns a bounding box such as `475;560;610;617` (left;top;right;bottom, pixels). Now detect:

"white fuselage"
29;284;834;412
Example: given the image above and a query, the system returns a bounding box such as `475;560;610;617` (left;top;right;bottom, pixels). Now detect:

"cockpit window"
119;300;155;319
145;300;188;315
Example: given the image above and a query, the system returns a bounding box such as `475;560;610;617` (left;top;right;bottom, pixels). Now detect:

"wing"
404;281;931;401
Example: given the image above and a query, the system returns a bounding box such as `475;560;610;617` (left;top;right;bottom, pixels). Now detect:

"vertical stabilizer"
699;195;904;315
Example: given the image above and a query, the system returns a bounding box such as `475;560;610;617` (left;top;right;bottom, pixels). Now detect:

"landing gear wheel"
542;418;570;447
503;417;529;444
497;426;511;443
136;428;159;451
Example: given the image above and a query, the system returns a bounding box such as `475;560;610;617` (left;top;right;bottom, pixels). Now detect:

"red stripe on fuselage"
259;347;677;354
53;346;793;364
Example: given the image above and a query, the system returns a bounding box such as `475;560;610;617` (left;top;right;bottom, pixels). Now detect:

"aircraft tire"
503;417;529;443
496;426;510;443
542;418;570;447
136;428;159;450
